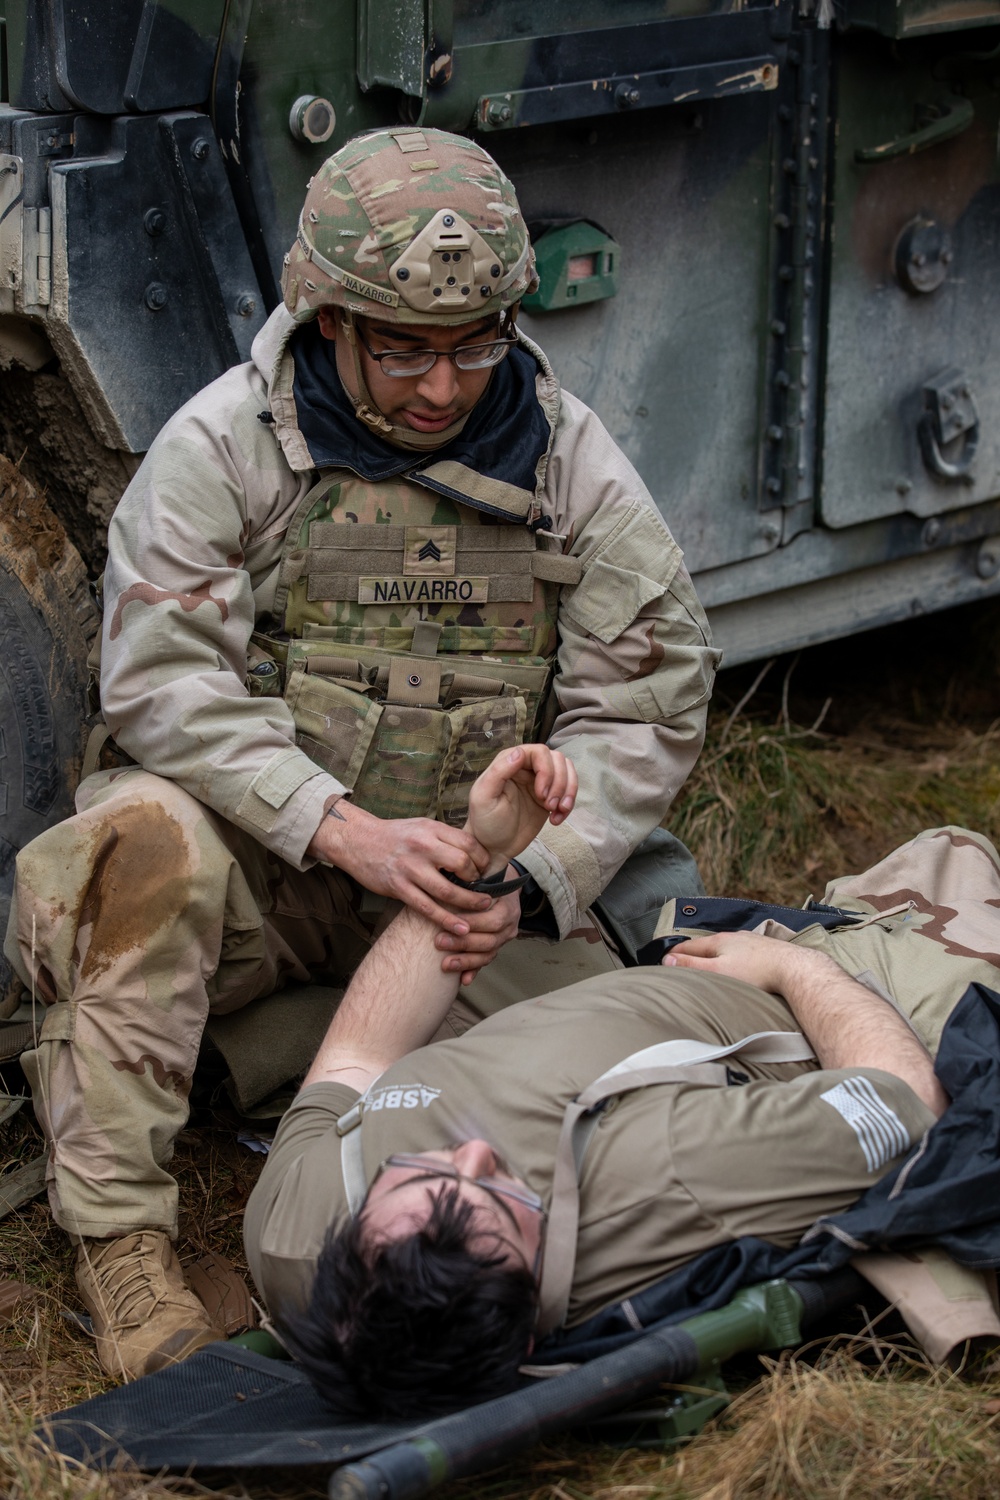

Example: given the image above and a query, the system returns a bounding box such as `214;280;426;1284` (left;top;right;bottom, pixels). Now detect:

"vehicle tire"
0;452;98;1012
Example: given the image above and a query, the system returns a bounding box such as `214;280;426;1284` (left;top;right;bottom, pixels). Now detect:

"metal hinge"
758;23;828;533
22;207;51;307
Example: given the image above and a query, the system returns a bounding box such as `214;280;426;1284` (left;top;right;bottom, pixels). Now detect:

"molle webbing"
281;523;581;603
299;653;523;708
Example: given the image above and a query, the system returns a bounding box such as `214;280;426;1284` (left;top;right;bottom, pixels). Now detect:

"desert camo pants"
5;767;619;1239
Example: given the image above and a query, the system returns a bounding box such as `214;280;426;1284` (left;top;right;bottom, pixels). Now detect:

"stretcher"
42;1268;864;1497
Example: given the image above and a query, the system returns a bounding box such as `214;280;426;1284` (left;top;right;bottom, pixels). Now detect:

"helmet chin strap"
340;311;473;453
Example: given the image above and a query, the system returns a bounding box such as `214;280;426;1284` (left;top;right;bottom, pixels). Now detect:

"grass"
674;679;1000;906
3;597;1000;1496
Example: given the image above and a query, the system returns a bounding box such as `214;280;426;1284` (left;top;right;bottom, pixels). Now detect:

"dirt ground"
3;595;1000;1498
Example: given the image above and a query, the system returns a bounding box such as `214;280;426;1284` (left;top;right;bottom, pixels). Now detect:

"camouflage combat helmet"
282;126;538;327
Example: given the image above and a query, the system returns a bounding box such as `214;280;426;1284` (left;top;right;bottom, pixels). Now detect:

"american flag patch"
819;1076;911;1174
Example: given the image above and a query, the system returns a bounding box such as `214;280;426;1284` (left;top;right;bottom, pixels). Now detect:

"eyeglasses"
354;320;518;378
376;1153;545;1215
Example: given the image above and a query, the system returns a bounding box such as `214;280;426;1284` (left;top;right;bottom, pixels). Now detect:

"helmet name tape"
340;272;398;307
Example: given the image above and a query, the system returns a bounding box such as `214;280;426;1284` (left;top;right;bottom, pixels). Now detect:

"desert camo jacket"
100;306;720;935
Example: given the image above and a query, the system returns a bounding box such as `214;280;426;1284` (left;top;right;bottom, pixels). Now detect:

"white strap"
536;1029;816;1336
592;1029;816;1091
336;1102;368;1218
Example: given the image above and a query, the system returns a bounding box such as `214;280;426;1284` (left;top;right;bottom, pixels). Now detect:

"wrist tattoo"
324;802;347;824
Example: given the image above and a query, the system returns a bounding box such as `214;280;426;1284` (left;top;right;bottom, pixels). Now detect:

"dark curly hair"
282;1184;538;1420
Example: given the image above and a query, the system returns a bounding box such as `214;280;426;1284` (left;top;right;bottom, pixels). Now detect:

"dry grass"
673;603;1000;904
4;597;1000;1497
664;1342;1000;1500
674;697;1000;905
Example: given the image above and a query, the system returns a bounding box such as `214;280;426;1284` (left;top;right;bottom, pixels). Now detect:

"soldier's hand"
435;879;522;984
306;800;494;936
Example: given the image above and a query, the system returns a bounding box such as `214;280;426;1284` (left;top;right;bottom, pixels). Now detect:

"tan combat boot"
76;1230;222;1381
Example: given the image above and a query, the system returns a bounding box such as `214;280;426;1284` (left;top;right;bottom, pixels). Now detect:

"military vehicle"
1;0;998;993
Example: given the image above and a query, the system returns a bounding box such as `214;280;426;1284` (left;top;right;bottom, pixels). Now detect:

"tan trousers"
4;767;618;1239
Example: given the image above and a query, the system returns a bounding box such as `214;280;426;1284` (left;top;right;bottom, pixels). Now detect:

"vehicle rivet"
766;477;782;494
144;282;168;311
236;293;256;318
896;477;913;495
922;517;941;544
191;138;210;161
143;208;166;236
768;425;784;442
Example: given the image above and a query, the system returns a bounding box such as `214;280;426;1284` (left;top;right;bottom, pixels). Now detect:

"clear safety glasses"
376;1153;545;1216
355;321;518;378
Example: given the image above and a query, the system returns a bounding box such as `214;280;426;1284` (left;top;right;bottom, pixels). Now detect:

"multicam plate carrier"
256;470;580;823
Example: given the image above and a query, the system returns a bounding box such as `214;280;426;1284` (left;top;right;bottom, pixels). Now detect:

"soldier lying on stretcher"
245;746;1000;1418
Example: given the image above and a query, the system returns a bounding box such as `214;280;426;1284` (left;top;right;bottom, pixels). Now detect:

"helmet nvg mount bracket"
391;209;508;313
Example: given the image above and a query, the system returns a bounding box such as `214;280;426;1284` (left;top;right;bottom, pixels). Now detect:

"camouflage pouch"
283;640;543;823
